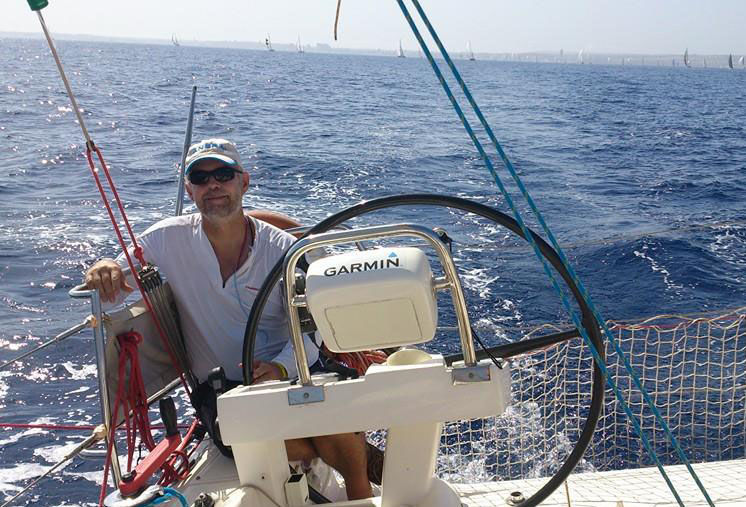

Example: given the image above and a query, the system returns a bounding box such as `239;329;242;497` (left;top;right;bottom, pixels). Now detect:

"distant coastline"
1;31;741;68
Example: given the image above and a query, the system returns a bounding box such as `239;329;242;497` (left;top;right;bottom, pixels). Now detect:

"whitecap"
59;362;97;380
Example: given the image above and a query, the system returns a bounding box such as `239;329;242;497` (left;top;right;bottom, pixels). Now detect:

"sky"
2;0;745;55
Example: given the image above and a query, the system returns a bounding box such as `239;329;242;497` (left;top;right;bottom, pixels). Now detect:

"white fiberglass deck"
455;459;746;506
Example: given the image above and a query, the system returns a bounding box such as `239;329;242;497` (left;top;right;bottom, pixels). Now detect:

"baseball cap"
185;138;243;174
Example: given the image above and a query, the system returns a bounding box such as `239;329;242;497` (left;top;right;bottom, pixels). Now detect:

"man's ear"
241;171;250;193
186;182;194;200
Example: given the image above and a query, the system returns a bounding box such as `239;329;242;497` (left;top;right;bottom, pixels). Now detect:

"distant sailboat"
467;41;476;61
684;48;690;67
397;40;405;58
171;34;180;47
578;49;584;64
297;36;304;54
739;56;745;67
265;35;275;52
728;54;733;69
703;57;707;68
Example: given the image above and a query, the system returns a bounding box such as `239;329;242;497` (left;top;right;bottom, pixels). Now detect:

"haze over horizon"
3;0;745;56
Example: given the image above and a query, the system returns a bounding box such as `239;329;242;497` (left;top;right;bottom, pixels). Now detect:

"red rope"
80;144;197;504
0;423;192;431
323;346;388;375
83;144;191;395
97;332;195;505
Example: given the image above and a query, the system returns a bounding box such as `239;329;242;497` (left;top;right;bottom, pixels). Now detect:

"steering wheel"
242;194;605;507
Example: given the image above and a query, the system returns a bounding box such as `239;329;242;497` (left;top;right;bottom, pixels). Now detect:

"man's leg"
285;438;318;463
310;433;372;500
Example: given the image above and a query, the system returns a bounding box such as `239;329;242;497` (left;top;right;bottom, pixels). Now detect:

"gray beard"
198;196;241;220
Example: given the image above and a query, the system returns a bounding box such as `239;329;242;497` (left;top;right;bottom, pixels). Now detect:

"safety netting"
437;306;746;483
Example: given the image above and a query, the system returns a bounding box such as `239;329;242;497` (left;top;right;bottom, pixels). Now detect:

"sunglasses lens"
188;171;209;185
188;166;237;185
213;167;237;182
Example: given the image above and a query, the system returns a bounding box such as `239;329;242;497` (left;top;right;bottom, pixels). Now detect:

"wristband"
272;361;288;379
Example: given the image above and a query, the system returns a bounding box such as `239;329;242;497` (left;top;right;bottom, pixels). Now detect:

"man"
85;138;372;500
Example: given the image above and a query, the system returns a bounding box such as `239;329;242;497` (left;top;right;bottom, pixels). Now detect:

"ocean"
1;37;745;505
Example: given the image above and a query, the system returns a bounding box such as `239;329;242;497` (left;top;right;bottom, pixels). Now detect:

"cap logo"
185;138;242;174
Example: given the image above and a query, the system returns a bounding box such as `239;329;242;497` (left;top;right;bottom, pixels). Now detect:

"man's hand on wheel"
252;360;286;383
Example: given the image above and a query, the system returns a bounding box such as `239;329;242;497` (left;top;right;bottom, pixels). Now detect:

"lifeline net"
437;306;746;483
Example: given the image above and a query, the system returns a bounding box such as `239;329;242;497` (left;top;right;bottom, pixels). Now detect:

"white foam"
0;462;49;491
59;362;97;380
34;440;84;464
64;469;105;487
633;243;683;292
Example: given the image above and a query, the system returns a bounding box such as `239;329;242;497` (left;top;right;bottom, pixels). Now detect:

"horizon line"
1;30;741;58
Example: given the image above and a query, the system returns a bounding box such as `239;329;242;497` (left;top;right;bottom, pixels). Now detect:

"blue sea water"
1;37;746;505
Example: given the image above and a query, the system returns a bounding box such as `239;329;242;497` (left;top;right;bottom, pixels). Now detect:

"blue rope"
147;487;188;507
396;1;714;505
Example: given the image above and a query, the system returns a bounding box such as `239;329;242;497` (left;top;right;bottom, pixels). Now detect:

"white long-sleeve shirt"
116;213;319;383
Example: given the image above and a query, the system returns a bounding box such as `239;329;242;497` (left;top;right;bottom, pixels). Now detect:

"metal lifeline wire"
395;0;714;505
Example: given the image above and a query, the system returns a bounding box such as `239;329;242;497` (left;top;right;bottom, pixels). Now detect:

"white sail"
578;49;584;64
467;41;475;61
171;34;180;47
297;35;304;53
265;35;274;52
397;40;405;58
739;56;745;66
684;48;690;67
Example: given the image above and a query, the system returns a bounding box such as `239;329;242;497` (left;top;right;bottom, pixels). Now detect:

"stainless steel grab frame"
68;284;122;484
282;223;477;387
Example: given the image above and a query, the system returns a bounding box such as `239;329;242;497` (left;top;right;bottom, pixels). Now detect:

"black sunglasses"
188;166;241;185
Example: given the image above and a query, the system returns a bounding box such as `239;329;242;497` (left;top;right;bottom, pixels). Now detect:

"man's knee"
285;438;318;463
314;432;365;454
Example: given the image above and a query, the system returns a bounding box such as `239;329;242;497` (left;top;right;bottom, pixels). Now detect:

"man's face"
186;158;249;220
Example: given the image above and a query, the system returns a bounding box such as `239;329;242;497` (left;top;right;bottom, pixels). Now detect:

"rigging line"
34;11;91;147
83;149;192;393
405;2;714;504
30;5;192;395
0;316;93;371
397;1;712;505
333;0;342;40
0;423;192;432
